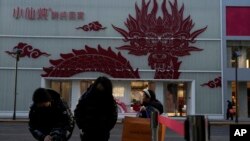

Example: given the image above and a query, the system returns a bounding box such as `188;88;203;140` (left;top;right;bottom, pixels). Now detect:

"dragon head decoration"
113;0;207;79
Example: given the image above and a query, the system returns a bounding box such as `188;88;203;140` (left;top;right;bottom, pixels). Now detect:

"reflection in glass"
227;40;250;68
164;83;187;117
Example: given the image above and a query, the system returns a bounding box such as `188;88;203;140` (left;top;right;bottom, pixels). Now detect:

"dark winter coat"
74;86;118;140
139;100;164;118
29;92;74;141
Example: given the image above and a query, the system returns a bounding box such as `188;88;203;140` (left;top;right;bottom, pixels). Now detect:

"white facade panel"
0;0;222;119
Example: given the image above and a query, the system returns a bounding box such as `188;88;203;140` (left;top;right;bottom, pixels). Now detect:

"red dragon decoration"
6;42;50;59
42;45;140;78
76;21;106;32
112;0;207;79
201;76;221;88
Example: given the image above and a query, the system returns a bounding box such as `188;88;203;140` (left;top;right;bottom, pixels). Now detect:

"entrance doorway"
164;82;188;117
50;80;72;107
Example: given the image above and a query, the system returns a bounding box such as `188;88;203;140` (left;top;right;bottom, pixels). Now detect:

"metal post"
12;49;21;120
185;115;207;141
150;111;158;141
235;53;238;123
204;115;210;141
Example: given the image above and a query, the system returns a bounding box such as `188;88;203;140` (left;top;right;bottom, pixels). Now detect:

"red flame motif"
5;42;50;59
112;0;207;79
42;45;140;78
201;76;221;88
76;21;106;31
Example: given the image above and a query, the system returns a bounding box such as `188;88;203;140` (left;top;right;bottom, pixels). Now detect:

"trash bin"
184;115;210;141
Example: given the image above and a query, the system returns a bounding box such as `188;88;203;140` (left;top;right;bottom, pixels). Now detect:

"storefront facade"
0;0;223;119
223;0;250;119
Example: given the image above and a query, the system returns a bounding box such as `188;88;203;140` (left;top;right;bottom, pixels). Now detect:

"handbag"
229;108;235;114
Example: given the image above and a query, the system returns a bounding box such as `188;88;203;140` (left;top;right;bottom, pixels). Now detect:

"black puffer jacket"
74;86;118;133
29;91;74;141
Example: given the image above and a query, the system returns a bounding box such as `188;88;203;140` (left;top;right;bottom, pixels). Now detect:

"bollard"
150;111;159;141
204;115;210;141
184;115;210;141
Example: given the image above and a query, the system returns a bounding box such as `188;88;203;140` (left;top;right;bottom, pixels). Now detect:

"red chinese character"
60;12;67;20
37;8;49;20
25;7;36;20
69;12;76;20
51;11;59;20
13;7;24;19
77;12;84;20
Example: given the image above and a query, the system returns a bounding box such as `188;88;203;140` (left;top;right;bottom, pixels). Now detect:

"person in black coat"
29;88;74;141
138;89;164;118
226;100;234;120
74;76;118;141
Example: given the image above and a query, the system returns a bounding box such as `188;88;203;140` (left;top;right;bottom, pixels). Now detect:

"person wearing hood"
29;88;74;141
74;76;118;141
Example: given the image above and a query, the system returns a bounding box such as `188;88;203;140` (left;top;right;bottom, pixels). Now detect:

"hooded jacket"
29;90;74;141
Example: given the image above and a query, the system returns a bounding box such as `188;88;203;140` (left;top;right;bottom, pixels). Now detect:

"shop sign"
13;7;84;21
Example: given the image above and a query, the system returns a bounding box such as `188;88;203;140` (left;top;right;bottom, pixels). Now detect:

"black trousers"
226;109;233;120
80;131;110;141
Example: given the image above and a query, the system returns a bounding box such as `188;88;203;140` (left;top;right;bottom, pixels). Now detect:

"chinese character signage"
13;7;84;21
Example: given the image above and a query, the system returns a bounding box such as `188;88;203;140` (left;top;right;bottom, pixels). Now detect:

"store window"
50;81;72;107
113;86;125;99
130;81;148;102
231;81;236;106
248;83;250;117
227;40;250;68
163;83;187;117
80;80;93;94
80;80;129;113
130;81;148;112
232;81;250;117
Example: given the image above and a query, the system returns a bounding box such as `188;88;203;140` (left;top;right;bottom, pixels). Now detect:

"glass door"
80;80;93;94
50;81;72;107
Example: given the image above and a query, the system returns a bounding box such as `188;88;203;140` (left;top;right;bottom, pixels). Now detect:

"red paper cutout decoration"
112;0;207;79
116;99;128;113
42;45;140;78
201;76;221;88
76;21;106;31
5;42;50;59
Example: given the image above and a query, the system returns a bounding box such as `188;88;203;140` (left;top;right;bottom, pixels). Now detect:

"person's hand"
44;135;52;141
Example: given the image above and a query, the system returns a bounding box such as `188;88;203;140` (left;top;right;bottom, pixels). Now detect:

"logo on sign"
230;124;250;141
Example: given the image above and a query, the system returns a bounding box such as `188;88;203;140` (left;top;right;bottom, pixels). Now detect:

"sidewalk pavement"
1;117;250;125
1;117;248;141
209;118;250;125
